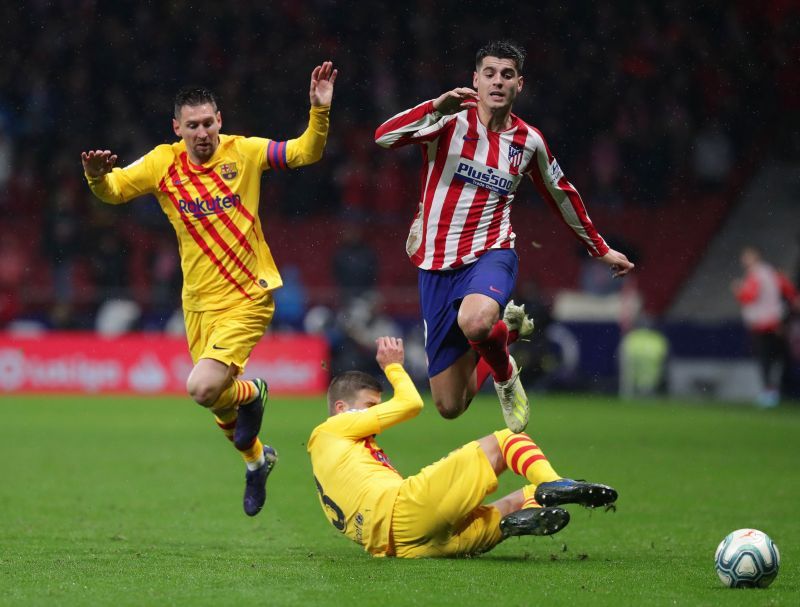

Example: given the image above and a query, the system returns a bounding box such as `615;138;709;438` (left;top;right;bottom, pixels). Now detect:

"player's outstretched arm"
310;61;337;107
374;91;463;149
373;337;424;432
81;148;157;204
599;248;635;278
81;150;118;179
278;61;337;169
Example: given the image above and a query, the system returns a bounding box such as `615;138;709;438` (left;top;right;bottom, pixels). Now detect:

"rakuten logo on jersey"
179;194;242;216
453;159;514;195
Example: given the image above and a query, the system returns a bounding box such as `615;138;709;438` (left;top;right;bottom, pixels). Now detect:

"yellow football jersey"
307;364;424;556
86;106;330;311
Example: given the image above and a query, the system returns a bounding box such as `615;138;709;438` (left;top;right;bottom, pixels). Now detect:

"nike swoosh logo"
211;345;227;350
489;286;503;294
463;136;480;141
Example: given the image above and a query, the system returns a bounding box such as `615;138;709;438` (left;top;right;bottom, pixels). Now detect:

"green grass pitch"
1;393;798;606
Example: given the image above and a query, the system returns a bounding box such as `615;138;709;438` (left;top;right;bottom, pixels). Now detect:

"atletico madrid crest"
508;144;523;171
219;163;238;180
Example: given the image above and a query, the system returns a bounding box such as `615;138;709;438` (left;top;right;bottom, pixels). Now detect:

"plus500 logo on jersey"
453;159;514;195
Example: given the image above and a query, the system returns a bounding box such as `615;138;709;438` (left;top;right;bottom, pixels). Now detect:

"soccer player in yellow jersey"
308;336;618;558
81;61;338;517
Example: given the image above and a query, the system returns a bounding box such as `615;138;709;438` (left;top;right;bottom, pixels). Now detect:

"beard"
193;141;216;162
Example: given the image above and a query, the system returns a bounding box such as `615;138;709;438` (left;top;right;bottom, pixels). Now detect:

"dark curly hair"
475;40;526;72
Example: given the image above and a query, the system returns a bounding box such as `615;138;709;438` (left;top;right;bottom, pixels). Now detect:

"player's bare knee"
186;378;219;408
435;397;467;420
458;313;493;342
477;434;506;475
437;405;463;420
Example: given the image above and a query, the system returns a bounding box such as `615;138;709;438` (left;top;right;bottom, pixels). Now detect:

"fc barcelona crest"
219;163;238;180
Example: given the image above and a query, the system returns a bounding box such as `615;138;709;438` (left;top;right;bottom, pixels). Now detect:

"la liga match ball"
714;528;780;588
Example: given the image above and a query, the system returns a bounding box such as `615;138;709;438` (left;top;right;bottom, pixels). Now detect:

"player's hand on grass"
433;87;478;114
81;150;118;178
310;61;337;107
600;248;635;278
376;336;404;370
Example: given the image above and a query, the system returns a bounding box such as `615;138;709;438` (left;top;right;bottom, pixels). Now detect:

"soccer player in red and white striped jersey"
733;246;800;406
81;62;338;516
375;41;633;431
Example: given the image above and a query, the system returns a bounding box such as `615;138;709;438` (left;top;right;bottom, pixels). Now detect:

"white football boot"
494;355;529;433
502;300;535;338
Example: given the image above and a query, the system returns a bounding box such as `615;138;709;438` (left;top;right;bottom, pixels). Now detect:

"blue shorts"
419;249;518;377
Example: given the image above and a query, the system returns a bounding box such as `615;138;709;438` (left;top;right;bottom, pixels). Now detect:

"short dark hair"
327;371;382;415
174;86;219;119
476;40;526;72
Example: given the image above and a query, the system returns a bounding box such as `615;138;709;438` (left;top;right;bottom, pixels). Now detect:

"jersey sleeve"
373;363;424;432
238;136;271;172
316;363;424;440
263;105;330;171
84;147;164;205
526;130;609;258
374;100;452;148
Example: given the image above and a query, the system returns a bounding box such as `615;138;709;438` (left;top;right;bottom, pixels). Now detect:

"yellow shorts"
184;294;274;374
391;441;502;558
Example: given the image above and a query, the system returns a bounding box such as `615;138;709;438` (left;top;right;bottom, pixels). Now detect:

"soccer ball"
714;528;780;588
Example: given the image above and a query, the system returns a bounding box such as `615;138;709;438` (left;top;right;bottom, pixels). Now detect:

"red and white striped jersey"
736;262;799;332
375;100;609;271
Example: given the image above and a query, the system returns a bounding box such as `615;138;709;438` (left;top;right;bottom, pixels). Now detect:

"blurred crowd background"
1;1;798;395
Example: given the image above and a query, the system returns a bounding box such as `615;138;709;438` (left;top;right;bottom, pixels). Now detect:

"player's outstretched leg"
494;356;529;433
244;444;278;516
460;294;530;431
535;479;618;509
234;378;268;449
500;506;570;538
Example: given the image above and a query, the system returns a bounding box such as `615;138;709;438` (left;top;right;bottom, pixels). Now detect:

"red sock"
469;320;513;383
474;322;519;387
